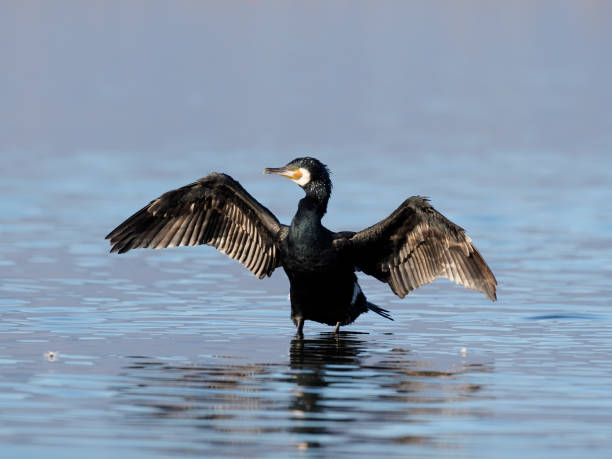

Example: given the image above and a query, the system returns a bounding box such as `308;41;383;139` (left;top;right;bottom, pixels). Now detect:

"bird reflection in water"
288;333;366;415
119;335;490;452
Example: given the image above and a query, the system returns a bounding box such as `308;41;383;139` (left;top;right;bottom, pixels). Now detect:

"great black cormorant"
106;157;497;335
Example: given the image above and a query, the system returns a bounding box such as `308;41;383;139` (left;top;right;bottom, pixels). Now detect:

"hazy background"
2;3;612;456
2;0;611;157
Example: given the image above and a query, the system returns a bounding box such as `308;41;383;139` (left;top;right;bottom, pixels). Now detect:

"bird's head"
264;157;332;197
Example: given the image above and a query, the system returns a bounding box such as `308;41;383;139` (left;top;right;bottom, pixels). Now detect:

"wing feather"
179;208;200;247
106;173;287;279
344;196;497;301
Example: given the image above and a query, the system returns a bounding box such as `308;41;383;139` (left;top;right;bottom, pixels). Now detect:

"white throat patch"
294;167;311;187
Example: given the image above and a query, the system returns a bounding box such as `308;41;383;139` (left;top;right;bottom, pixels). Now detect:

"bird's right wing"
106;173;288;279
340;196;497;300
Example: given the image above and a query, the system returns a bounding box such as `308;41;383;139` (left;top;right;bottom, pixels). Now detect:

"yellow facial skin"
264;166;311;186
279;168;302;181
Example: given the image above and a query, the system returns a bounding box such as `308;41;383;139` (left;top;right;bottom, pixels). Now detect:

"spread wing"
106;173;288;279
343;196;497;300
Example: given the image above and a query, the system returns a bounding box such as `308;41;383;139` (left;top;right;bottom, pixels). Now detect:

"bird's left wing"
338;196;497;300
106;173;288;279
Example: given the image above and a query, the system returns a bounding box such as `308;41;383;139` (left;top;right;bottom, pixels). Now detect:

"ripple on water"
2;146;612;457
108;336;492;455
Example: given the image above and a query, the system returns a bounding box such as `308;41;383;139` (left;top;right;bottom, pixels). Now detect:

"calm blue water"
1;149;611;457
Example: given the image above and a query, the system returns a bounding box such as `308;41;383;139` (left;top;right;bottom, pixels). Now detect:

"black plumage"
106;157;497;335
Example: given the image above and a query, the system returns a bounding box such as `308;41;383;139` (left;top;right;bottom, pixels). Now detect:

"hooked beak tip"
264;167;286;176
263;166;301;182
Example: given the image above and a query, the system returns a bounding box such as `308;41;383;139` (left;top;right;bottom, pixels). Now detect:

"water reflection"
118;334;491;453
288;333;366;429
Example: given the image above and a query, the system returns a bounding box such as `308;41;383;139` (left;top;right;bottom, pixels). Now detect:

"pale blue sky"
2;1;611;155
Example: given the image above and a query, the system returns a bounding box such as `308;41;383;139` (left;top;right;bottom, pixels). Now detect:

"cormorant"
106;157;497;335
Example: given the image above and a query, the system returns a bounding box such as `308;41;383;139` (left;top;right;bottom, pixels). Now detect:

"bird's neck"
291;187;330;231
288;180;331;243
288;196;327;248
300;181;330;216
296;195;326;219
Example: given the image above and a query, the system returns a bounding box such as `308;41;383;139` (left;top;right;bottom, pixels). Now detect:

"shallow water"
2;148;612;458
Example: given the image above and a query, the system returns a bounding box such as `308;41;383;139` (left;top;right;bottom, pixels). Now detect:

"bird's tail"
366;302;393;321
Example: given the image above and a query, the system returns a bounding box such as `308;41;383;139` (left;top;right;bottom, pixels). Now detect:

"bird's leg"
333;322;341;334
296;317;304;338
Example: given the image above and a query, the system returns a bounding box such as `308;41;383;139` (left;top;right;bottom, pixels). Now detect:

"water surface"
3;2;612;456
1;148;611;458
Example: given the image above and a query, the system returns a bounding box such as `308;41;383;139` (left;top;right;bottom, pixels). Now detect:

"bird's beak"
263;166;303;181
